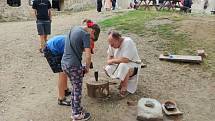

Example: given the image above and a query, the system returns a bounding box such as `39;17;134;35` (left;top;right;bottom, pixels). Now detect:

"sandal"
119;90;130;98
65;88;71;97
39;48;43;53
118;84;122;90
58;97;71;106
118;81;124;90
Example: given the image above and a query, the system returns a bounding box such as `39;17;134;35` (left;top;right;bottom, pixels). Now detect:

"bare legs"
120;68;134;96
58;72;68;100
57;72;71;106
39;35;48;52
104;64;136;97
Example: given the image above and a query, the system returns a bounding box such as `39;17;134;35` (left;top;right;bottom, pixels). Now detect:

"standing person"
130;0;139;9
97;0;103;12
181;0;192;12
104;0;112;11
61;19;100;121
52;0;61;11
184;0;193;8
112;0;117;10
203;0;208;10
43;35;71;106
32;0;52;53
104;30;141;97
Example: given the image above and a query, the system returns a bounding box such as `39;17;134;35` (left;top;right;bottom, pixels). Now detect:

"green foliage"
99;10;172;34
153;24;189;54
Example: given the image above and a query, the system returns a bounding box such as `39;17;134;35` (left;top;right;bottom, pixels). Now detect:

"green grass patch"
153;24;189;54
99;10;187;54
99;10;175;35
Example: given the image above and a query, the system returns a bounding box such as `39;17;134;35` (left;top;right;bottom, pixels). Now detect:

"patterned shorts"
44;46;63;73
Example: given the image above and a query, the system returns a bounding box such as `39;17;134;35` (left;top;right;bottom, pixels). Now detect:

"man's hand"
107;57;130;65
84;67;90;74
107;59;114;65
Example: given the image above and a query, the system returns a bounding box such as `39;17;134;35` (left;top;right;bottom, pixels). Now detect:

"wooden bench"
158;0;176;10
137;0;159;10
159;54;202;63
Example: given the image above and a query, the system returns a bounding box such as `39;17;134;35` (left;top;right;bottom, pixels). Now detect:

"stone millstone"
86;78;109;98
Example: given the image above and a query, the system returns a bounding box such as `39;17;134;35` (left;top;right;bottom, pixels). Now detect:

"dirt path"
0;9;215;121
0;10;111;121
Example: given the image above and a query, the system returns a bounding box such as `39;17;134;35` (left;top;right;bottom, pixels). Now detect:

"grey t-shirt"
61;26;90;67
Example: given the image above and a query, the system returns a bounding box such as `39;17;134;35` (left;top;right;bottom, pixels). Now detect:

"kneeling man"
104;30;141;97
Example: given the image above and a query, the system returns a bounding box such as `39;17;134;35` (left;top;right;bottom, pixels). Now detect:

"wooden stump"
86;79;109;98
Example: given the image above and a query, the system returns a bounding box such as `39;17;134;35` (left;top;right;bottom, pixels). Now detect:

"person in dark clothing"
159;0;164;4
181;0;192;13
97;0;103;12
52;0;61;11
203;0;208;10
32;0;52;53
183;0;192;8
112;0;116;10
7;0;21;7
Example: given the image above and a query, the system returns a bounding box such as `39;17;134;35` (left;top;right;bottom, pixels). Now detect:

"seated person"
43;35;71;106
104;30;141;97
159;0;164;4
130;0;142;9
180;0;193;12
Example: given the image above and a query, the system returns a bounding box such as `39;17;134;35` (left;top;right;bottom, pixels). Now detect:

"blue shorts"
36;20;51;35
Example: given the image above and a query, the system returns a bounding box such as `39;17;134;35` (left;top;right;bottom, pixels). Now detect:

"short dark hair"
108;30;121;40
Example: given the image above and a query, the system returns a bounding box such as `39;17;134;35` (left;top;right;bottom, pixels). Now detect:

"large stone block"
137;98;163;121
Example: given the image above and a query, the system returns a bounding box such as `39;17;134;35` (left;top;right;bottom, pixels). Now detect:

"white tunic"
105;37;141;93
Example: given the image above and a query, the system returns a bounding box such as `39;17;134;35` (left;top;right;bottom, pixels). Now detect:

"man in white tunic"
104;31;141;97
